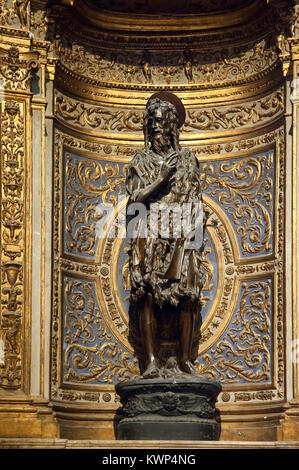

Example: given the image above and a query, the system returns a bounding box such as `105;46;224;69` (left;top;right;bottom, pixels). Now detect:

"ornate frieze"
54;89;284;136
54;38;278;88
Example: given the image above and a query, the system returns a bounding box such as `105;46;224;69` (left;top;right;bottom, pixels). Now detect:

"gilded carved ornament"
0;23;40;391
0;46;39;92
0;1;15;25
54;90;284;135
53;37;279;89
0;101;25;390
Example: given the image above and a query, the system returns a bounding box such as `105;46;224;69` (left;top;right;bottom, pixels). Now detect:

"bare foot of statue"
179;360;197;375
142;360;161;379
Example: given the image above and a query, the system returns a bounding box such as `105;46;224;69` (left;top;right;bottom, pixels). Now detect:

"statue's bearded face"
147;107;171;154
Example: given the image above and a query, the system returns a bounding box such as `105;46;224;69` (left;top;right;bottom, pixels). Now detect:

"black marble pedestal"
115;376;221;440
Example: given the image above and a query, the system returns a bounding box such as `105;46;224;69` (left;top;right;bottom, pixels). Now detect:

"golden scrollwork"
0;101;26;390
183;91;283;132
63;277;139;384
0;46;39;92
194;40;278;83
55;89;283;136
201;152;273;255
55;92;143;132
64;154;126;256
197;280;272;383
54;36;278;88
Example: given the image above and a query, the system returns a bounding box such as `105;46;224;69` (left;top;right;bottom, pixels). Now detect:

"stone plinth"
115;376;221;440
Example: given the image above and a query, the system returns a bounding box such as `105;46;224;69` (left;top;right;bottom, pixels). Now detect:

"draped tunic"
126;147;204;311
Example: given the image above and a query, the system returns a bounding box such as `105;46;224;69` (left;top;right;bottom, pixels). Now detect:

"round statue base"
115;376;221;441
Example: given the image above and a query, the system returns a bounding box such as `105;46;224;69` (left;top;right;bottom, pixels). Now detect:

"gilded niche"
50;4;286;403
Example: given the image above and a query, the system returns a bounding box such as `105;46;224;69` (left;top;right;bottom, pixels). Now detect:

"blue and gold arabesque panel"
58;144;282;399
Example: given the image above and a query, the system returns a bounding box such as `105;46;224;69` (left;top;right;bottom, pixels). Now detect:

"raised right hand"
160;153;178;181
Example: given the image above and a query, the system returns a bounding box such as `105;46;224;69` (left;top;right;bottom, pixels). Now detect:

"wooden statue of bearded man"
126;92;205;379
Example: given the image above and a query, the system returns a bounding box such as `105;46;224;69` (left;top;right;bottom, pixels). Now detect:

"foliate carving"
55;92;143;132
63;277;139;384
234;390;276;402
183;91;283;132
55;38;278;88
0;46;39;92
0;101;26;389
0;0;19;26
64;153;126;257
201;150;274;256
197;280;272;383
55;90;283;135
51;387;119;403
